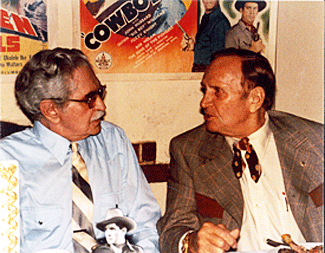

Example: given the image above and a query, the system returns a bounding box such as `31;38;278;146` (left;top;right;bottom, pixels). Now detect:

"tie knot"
237;137;249;150
71;142;79;153
232;137;261;183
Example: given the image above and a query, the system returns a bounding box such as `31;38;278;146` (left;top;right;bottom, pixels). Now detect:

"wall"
1;1;324;214
275;1;324;123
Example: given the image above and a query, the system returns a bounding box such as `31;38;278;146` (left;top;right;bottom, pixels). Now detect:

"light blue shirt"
0;121;161;253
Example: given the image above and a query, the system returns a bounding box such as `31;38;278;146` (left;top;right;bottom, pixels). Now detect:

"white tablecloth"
230;243;323;253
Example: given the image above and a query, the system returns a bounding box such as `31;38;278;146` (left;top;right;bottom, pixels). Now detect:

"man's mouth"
204;113;213;121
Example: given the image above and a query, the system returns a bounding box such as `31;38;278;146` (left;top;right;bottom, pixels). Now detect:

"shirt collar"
247;113;271;159
32;121;71;165
239;19;252;31
225;113;271;158
240;19;257;33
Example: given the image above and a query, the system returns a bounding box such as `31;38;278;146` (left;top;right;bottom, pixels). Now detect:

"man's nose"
94;95;106;111
200;93;211;109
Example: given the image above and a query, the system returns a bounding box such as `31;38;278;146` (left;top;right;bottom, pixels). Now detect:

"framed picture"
0;0;48;76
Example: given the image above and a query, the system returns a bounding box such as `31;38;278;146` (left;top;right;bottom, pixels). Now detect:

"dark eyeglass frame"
67;84;106;109
45;84;107;109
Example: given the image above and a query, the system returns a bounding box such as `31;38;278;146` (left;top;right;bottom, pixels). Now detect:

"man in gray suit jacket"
157;48;323;253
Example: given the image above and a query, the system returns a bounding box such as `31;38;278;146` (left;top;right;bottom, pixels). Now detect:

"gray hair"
15;47;94;122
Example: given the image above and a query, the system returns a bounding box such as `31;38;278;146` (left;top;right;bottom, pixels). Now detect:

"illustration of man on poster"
225;0;266;53
22;0;47;42
180;0;230;72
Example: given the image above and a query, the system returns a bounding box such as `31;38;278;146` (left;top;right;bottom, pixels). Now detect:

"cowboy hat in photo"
235;0;267;12
96;208;137;232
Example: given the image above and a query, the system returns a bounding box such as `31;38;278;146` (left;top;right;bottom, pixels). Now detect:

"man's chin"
204;121;218;133
89;123;102;136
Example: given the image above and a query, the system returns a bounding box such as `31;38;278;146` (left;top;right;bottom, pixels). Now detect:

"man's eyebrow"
85;90;96;97
82;87;99;99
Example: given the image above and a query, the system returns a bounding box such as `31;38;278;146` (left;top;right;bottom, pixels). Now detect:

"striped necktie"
232;137;261;183
71;142;97;252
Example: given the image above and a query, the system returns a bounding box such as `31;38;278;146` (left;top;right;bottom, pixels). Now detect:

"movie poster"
80;0;198;73
0;0;48;75
80;0;276;73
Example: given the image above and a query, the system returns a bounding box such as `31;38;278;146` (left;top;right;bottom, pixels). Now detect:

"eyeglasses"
68;84;106;109
43;84;106;109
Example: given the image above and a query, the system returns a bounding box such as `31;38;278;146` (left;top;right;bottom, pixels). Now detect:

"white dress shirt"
226;113;306;251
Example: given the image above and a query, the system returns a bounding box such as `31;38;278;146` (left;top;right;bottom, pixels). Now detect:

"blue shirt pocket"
21;206;63;250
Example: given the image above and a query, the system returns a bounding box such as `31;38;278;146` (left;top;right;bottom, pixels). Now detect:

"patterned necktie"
232;137;261;183
71;142;97;252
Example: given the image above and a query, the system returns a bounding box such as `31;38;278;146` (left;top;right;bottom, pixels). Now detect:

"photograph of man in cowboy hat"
92;208;144;253
225;0;267;53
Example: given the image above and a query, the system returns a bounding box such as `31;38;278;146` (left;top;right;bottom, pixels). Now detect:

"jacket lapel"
270;116;314;239
195;133;243;226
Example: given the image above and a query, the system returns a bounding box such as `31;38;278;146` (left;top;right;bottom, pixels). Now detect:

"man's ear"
39;100;61;124
249;86;265;113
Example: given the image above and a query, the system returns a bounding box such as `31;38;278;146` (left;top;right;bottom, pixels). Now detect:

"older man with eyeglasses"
0;48;161;253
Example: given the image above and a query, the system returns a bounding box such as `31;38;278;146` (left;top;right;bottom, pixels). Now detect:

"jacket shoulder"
171;124;208;144
269;110;323;156
169;124;224;158
269;110;323;136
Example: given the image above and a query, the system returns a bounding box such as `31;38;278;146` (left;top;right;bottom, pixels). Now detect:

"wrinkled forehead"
70;65;100;89
208;56;242;76
202;56;244;88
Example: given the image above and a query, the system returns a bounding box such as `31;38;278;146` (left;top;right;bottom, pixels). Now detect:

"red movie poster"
0;0;48;75
80;0;197;73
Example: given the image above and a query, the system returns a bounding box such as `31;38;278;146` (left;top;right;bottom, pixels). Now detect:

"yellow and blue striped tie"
71;142;97;252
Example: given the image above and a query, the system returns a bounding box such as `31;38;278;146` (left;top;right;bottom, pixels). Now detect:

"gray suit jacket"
157;111;324;253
